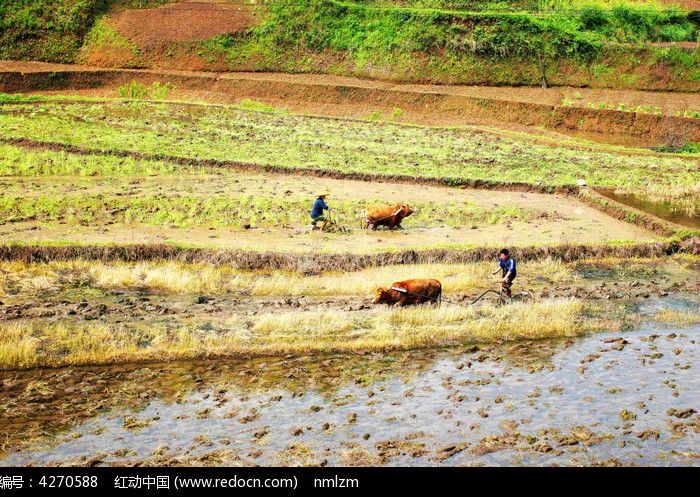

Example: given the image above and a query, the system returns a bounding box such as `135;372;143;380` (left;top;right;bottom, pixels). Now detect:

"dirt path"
108;1;254;49
3;60;698;118
2;60;698;147
0;219;657;254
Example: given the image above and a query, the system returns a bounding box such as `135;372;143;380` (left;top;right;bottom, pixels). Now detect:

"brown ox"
363;204;416;230
373;279;442;307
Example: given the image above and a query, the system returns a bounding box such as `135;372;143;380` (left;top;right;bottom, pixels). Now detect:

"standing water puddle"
596;188;699;230
0;299;697;467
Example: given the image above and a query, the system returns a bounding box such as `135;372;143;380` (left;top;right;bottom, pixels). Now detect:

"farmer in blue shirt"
492;248;516;299
310;192;330;231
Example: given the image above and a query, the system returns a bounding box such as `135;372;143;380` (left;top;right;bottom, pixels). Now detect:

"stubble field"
0;88;698;468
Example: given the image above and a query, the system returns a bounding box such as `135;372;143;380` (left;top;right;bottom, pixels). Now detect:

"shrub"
117;81;174;100
659;24;692;42
118;80;149;99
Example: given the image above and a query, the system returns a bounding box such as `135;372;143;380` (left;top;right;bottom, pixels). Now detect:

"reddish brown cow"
373;279;442;307
363;204;416;230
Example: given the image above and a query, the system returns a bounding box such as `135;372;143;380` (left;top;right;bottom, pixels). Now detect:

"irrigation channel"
596;189;700;231
0;297;697;467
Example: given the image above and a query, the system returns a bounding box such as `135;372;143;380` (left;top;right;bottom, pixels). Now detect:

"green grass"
0;165;550;228
117;81;175;100
0;100;697;214
2;0;698;89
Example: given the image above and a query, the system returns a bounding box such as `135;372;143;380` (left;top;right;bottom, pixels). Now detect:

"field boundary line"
3;135;697;237
0;136;576;194
0;239;697;270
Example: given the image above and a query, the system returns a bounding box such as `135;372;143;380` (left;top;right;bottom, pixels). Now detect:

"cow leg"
371;223;377;231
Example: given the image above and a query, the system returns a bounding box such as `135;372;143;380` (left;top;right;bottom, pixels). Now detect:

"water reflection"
596;188;699;230
0;322;697;467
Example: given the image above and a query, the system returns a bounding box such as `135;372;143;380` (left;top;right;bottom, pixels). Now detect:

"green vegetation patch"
0;0;108;62
3;0;698;89
226;0;699;87
0;100;697;215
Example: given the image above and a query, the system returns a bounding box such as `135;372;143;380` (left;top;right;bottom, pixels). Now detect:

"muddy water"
596;189;700;230
0;298;697;467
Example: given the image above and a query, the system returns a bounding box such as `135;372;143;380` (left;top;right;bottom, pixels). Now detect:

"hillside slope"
2;60;699;150
2;1;699;150
1;0;699;90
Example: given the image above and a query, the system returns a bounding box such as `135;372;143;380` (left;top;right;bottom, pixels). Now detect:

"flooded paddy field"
1;297;697;468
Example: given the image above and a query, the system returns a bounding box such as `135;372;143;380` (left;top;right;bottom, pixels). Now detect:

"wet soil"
597;188;700;230
1;256;698;324
0;279;697;325
0;313;696;467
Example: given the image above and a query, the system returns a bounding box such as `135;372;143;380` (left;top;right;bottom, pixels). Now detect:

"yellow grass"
0;319;253;369
471;299;586;339
0;259;577;297
90;262;228;294
0;298;597;369
252;311;356;339
244;298;591;352
618;182;700;217
375;298;586;343
653;309;700;327
0;322;40;369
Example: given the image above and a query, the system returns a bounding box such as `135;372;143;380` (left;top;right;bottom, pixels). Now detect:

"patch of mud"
0;293;376;324
0;322;697;467
109;2;254;49
0;282;697;330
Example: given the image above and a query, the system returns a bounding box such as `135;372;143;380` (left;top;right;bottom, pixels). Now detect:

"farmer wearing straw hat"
310;191;330;231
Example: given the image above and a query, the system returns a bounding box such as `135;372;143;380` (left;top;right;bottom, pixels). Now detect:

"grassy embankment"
175;1;693;90
0;0;176;62
1;255;697;369
188;0;700;90
0;99;697;225
2;0;699;92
